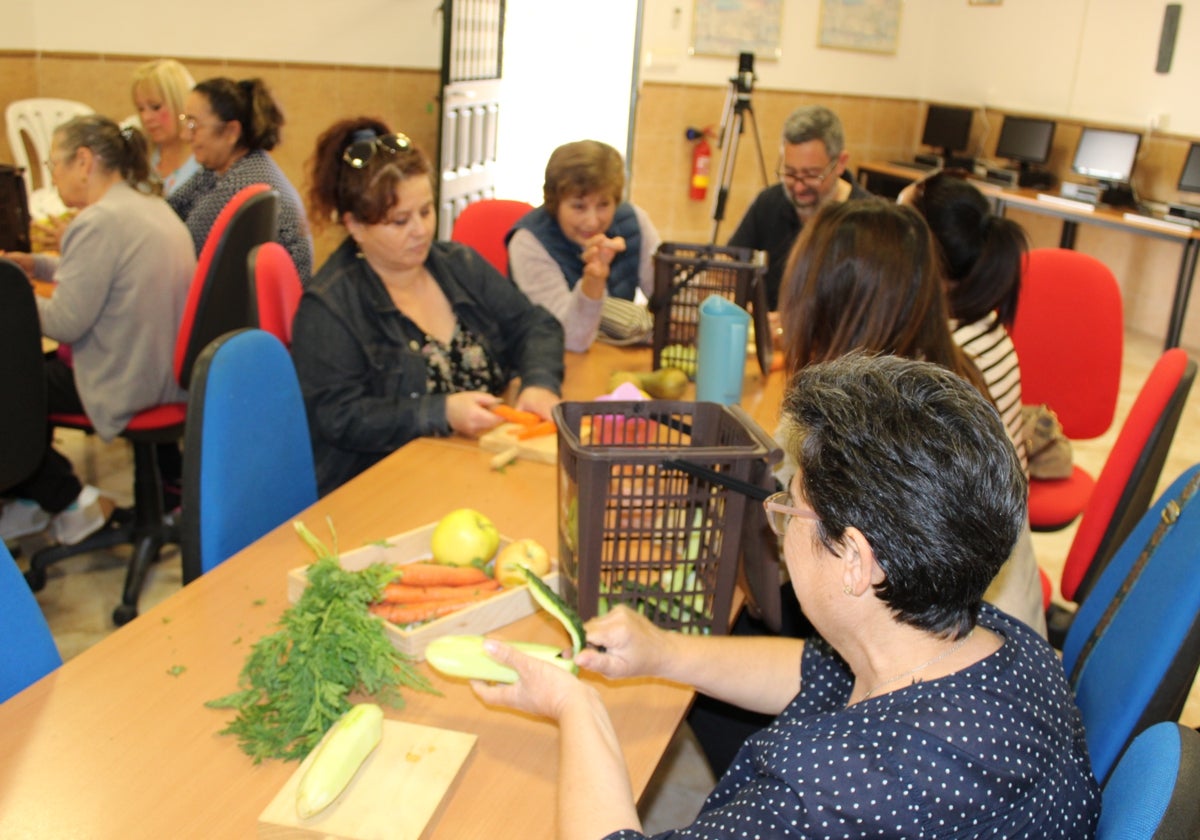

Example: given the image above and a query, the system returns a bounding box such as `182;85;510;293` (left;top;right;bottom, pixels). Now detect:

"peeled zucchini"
521;567;587;654
296;703;383;819
425;634;577;683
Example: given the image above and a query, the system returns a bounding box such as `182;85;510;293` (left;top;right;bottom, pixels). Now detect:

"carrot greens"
206;520;438;762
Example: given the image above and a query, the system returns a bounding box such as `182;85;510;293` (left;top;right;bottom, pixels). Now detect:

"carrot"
515;420;556;440
381;581;501;604
492;405;541;426
393;562;492;587
370;591;499;625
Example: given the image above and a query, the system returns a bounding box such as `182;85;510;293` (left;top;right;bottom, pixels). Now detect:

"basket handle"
661;458;772;501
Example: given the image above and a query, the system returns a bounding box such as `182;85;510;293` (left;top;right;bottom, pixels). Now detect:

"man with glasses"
728;105;870;310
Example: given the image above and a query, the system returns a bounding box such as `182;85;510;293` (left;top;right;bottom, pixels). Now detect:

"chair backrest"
173;184;279;389
4;98;93;195
1010;248;1124;440
248;242;303;347
181;329;317;583
0;258;47;490
1099;722;1200;839
450;198;534;278
1062;463;1200;783
1062;349;1196;604
0;540;62;703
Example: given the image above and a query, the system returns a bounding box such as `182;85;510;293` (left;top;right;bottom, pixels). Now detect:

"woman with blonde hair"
130;58;200;196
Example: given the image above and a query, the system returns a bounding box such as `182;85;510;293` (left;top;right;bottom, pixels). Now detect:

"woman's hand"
445;391;503;437
578;234;627;299
471;638;595;722
573;606;670;680
515;385;560;420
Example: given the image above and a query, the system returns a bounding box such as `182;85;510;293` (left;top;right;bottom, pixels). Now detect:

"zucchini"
295;703;383;819
521;567;587;654
425;634;578;683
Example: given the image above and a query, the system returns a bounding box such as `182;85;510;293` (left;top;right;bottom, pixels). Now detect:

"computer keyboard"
1036;193;1097;212
1122;212;1197;234
889;160;938;172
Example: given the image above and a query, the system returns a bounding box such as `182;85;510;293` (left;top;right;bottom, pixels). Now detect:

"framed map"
691;0;783;60
818;0;902;54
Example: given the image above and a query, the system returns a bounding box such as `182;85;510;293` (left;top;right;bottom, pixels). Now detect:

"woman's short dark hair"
193;77;284;152
55;114;156;195
910;172;1028;327
778;199;988;397
542;140;625;216
307;117;432;231
780;352;1027;636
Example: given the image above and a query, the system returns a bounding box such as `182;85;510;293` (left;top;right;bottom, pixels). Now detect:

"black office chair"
0;258;47;497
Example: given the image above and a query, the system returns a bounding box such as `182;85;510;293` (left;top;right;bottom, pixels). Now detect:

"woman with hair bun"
0;115;194;545
168;76;313;282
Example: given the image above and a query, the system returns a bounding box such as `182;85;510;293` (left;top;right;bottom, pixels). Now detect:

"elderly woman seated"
472;352;1100;839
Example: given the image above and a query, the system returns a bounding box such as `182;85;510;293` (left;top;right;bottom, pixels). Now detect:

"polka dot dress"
607;605;1100;839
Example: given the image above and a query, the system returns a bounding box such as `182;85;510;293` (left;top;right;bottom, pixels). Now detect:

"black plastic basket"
649;242;770;377
552;400;780;634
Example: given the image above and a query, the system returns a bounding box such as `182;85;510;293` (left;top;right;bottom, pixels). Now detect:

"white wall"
640;0;1200;136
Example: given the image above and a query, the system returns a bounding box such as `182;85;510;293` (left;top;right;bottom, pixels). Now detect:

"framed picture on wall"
690;0;783;60
818;0;902;55
969;0;1003;5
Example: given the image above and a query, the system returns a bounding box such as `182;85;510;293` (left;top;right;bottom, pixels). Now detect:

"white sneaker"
0;498;52;540
50;485;109;546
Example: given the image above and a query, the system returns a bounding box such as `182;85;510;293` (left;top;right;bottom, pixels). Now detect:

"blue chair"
1098;722;1200;838
1062;463;1200;784
0;540;62;703
180;329;317;583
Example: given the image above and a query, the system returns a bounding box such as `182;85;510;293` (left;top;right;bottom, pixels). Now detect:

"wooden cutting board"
478;422;558;464
258;720;477;839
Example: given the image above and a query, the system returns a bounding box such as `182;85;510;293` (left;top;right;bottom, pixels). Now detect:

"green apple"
430;508;500;567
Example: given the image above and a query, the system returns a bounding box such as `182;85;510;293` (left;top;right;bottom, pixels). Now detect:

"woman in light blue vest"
507;140;661;352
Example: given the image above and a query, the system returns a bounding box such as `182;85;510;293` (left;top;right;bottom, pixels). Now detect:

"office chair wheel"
24;566;46;592
112;603;137;626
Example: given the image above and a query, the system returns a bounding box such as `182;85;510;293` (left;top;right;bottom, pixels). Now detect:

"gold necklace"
856;629;975;703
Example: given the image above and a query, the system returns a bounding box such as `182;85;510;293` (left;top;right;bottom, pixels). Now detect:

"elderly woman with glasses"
506;139;662;352
167;76;313;282
291;117;564;495
472;352;1100;840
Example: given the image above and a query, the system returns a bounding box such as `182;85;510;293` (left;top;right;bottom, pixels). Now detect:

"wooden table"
857;159;1200;351
0;342;786;839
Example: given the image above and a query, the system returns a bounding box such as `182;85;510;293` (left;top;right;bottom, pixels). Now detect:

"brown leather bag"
1021;404;1074;479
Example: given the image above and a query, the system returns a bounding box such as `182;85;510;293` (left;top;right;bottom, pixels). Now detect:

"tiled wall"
3;53;1197;349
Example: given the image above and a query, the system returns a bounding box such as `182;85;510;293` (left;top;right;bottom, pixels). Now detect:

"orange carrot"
515;420;556;440
370;591;499;625
381;581;501;604
393;562;492;587
492;405;541;426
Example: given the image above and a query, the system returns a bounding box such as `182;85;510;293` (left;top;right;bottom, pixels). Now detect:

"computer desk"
857;160;1200;351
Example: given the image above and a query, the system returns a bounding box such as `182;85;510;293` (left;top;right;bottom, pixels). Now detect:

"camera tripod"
709;53;769;243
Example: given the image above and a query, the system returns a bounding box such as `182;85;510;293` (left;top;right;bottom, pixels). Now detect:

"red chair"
450;199;534;278
1011;248;1124;531
25;183;280;625
248;242;302;347
1043;348;1196;647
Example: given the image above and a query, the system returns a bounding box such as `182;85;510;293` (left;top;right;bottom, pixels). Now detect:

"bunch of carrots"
492;405;556;440
368;562;502;626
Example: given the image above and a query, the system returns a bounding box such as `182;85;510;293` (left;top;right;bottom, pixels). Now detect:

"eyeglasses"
763;491;821;537
178;115;223;135
342;133;412;169
777;158;838;188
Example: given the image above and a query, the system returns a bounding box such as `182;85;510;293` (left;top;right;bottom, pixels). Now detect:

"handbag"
1021;404;1074;479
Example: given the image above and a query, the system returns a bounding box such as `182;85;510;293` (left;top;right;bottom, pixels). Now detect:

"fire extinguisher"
688;127;712;201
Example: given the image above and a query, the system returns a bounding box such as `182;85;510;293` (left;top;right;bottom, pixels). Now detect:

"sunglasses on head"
341;132;412;169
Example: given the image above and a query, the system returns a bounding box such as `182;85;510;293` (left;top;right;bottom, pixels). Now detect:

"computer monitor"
995;116;1055;166
921;105;973;164
1177;142;1200;195
1071;127;1141;206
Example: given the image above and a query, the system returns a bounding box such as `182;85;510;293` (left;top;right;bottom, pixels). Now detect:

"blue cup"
695;295;750;405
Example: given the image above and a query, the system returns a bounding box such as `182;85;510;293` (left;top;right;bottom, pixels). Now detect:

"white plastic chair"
5;98;93;218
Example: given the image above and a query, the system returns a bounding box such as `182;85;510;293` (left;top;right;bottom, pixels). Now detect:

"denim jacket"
292;237;564;495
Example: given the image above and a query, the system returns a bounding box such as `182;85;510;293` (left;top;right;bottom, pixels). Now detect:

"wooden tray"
286;522;560;661
258;719;477;839
478;422;558;465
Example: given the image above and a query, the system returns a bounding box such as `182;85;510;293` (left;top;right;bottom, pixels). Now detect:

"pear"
608;368;690;400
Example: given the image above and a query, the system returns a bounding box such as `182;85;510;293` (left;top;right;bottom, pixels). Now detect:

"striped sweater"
954;314;1028;472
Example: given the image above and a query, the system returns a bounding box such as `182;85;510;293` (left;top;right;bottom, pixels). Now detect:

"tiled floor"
8;328;1200;832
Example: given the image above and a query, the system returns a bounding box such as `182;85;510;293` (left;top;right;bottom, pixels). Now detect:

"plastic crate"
649;242;770;377
552;400;779;634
